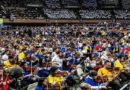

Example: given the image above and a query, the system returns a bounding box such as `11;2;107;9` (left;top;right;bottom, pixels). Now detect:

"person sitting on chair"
81;70;107;90
97;60;114;82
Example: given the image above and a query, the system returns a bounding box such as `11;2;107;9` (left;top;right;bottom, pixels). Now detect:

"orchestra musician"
47;67;63;90
0;69;12;90
97;60;114;82
3;56;18;69
114;57;125;71
81;70;107;90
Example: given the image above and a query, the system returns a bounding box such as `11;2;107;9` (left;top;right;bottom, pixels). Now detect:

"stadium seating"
79;10;111;19
44;9;77;19
82;0;97;8
45;0;61;8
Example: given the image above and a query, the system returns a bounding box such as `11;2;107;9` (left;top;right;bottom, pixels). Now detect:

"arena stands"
82;0;97;8
45;0;61;8
61;0;80;7
44;9;77;19
114;10;130;19
1;0;130;20
79;10;111;19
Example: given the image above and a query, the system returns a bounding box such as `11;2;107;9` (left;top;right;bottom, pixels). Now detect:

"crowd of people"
0;24;130;90
79;10;111;19
61;0;80;7
82;0;97;8
114;10;130;19
44;9;77;19
45;0;61;9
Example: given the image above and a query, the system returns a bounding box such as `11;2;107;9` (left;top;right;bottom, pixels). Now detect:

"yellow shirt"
4;60;17;68
97;67;113;81
36;34;40;39
47;75;62;85
114;60;124;70
128;53;130;60
19;52;25;60
84;46;89;51
101;31;106;36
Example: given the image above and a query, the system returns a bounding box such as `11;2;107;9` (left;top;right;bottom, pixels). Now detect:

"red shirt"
94;44;102;51
0;75;11;90
123;47;130;53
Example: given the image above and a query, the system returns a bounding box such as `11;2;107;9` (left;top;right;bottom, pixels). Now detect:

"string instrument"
94;75;109;83
24;66;37;71
47;83;62;90
55;71;69;77
70;64;77;69
42;62;52;67
47;71;68;90
96;67;121;83
24;63;37;75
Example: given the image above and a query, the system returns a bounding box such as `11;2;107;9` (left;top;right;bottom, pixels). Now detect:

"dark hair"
89;70;97;77
49;66;58;76
37;79;44;87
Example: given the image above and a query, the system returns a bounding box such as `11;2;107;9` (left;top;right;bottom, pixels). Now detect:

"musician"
97;60;114;81
113;43;120;53
21;62;36;85
0;69;11;90
82;70;107;90
18;49;26;61
114;58;125;71
3;56;18;69
1;51;9;61
35;79;47;90
47;67;63;87
52;50;63;69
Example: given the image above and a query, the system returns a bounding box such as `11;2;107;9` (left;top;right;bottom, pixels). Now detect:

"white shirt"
1;54;8;60
52;54;62;67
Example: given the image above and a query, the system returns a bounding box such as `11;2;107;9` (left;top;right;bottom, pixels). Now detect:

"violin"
24;65;37;74
95;75;109;83
55;71;69;77
70;65;77;69
42;62;52;67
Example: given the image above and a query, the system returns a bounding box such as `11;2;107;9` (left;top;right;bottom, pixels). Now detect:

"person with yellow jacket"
97;61;115;82
18;49;25;61
3;56;18;69
47;67;63;89
114;58;125;71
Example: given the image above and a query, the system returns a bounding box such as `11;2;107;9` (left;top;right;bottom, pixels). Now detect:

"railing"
3;19;130;24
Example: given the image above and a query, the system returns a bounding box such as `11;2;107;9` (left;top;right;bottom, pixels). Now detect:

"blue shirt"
26;50;35;55
35;86;44;90
84;76;100;86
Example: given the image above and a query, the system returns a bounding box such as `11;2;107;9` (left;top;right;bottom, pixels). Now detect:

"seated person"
81;70;107;90
3;56;18;69
97;61;114;81
114;57;125;71
47;67;63;89
35;79;47;90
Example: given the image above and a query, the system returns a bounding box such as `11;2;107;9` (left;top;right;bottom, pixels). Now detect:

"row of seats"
1;7;130;19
